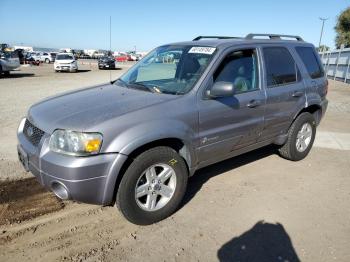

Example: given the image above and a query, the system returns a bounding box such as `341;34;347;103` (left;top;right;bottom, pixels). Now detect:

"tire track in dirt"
0;177;64;225
0;202;139;261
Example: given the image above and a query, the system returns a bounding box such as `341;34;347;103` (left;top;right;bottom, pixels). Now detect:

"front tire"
45;58;50;63
278;112;316;161
116;146;188;225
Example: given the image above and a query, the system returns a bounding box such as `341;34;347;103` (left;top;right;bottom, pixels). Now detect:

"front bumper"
98;63;114;69
55;64;77;71
17;119;127;205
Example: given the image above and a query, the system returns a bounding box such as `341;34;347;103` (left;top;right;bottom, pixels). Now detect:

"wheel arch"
294;103;322;125
275;103;322;146
105;137;194;205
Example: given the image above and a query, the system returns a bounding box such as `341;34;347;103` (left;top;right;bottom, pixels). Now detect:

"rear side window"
263;47;299;87
295;47;324;79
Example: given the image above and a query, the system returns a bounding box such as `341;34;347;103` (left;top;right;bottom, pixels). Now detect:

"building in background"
13;45;33;52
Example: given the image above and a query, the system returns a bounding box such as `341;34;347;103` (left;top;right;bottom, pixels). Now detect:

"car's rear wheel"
278;112;316;161
116;146;188;225
45;58;50;63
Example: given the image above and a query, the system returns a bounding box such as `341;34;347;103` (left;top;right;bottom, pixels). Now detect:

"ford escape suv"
17;34;328;225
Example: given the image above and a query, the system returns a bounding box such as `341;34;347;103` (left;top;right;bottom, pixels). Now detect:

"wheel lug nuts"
152;179;155;184
152;191;156;195
148;186;152;191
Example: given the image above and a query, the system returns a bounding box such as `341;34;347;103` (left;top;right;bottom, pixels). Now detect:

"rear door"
197;47;266;164
259;46;306;140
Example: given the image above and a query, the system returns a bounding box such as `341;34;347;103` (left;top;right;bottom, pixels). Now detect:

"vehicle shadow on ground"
182;145;277;207
217;221;300;262
1;73;35;78
56;70;91;73
99;67;123;70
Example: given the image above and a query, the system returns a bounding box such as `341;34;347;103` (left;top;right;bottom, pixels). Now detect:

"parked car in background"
40;52;57;63
115;53;129;62
128;53;138;61
54;53;78;72
24;53;40;65
29;52;41;62
98;56;116;69
0;51;20;76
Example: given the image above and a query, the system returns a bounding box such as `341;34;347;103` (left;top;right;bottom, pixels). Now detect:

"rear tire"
45;58;50;63
116;146;188;225
278;112;316;161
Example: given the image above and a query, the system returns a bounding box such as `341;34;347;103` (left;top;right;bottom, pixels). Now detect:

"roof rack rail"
245;33;304;41
193;36;242;41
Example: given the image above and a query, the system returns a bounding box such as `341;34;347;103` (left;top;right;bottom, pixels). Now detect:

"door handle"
247;100;261;108
292;91;304;97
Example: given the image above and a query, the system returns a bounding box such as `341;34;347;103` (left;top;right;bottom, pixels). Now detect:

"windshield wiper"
129;82;163;93
114;79;163;94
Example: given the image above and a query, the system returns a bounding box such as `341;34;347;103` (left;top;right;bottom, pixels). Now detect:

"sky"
0;0;349;52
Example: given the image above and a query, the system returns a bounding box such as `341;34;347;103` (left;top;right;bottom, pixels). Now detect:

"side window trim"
262;46;301;88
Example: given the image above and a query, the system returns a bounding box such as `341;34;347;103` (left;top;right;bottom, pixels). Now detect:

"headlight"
49;130;102;156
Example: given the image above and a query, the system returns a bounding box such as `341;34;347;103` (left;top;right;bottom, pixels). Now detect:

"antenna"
109;15;112;83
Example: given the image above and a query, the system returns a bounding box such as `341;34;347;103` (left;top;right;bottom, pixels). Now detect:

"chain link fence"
320;48;350;84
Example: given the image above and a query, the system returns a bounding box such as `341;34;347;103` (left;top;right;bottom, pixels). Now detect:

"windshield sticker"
188;47;216;54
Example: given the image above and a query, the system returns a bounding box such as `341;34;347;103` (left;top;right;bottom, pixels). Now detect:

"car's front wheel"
45;58;50;63
116;146;188;225
278;112;316;161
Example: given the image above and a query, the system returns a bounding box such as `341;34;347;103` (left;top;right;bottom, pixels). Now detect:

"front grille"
23;119;45;146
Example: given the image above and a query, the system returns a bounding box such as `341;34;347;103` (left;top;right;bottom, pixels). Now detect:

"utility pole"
318;17;329;51
109;16;112;54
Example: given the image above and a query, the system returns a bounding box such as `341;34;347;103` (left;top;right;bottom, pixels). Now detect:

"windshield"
56;54;74;60
118;45;216;94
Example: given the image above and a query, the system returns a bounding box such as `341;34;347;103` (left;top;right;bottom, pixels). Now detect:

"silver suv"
40;52;57;63
17;34;328;225
0;51;20;76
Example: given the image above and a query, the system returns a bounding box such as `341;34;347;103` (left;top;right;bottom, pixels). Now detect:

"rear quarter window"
295;46;324;79
263;47;300;87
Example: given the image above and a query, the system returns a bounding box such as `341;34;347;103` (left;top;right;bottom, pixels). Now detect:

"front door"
197;48;266;165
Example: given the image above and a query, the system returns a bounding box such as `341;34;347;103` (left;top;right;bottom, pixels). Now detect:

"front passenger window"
214;49;259;94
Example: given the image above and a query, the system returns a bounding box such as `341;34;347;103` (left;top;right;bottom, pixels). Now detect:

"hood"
28;83;177;133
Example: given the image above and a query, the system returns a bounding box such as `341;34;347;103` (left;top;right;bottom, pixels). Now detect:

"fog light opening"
51;182;69;200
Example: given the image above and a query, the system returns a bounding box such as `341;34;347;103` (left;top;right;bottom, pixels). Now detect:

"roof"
167;34;314;49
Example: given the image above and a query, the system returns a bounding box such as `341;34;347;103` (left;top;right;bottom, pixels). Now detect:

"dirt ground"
0;64;349;261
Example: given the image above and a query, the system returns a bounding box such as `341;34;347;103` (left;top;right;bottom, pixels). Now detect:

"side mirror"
207;81;235;98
